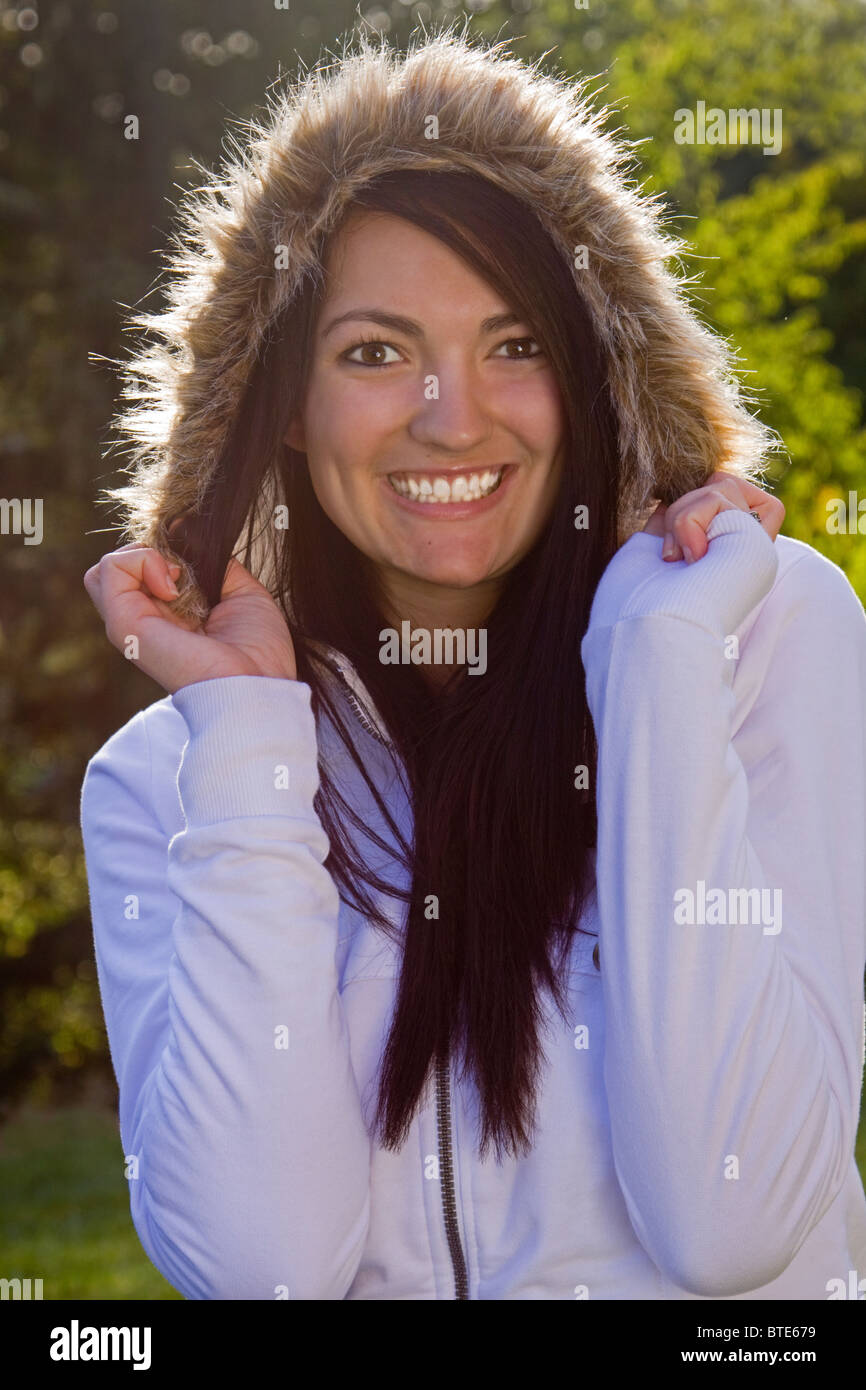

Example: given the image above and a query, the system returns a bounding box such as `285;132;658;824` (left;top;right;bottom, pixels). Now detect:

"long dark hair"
169;169;625;1161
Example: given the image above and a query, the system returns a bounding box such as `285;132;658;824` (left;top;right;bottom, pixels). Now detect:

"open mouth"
386;467;506;504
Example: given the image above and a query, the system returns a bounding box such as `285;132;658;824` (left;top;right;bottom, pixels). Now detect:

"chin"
405;560;499;590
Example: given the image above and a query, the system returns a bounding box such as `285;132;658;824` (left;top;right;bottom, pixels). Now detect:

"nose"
407;362;494;453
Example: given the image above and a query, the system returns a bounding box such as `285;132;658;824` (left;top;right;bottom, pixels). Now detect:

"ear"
284;413;306;452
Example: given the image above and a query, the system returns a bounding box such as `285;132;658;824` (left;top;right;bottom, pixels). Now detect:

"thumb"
217;555;265;601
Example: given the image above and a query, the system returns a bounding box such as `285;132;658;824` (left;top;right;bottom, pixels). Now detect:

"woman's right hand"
83;544;297;694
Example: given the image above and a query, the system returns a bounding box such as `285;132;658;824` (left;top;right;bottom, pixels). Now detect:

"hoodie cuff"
171;675;320;826
590;507;779;638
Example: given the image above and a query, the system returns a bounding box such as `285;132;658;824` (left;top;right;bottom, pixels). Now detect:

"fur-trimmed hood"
99;22;781;625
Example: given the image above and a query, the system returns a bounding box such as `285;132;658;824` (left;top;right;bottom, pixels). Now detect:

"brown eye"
496;337;543;359
343;340;401;367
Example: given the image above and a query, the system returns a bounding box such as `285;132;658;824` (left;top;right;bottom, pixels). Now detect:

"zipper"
307;643;391;749
434;1051;470;1299
328;657;470;1300
338;679;387;745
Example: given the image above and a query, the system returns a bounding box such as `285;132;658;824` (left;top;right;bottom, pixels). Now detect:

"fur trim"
97;21;783;624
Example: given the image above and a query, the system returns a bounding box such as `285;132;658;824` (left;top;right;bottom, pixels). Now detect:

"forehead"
319;208;505;305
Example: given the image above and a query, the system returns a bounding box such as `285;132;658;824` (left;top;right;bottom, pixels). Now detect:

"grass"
0;1101;182;1300
1;1088;865;1300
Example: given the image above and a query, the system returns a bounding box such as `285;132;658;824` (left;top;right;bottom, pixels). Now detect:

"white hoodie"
79;508;866;1300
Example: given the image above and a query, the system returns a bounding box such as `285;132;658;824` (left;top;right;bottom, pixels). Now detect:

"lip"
380;464;518;519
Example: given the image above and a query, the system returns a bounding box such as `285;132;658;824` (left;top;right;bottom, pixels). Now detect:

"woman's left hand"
643;470;785;563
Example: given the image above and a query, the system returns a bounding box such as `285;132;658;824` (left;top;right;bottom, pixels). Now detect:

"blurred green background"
1;0;864;1299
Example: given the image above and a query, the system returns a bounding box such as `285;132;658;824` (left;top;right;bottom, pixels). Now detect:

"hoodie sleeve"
80;675;371;1300
580;507;866;1297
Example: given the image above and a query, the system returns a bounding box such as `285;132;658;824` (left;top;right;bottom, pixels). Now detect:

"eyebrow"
321;308;524;340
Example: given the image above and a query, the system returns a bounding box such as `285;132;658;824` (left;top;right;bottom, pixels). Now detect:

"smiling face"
285;209;567;627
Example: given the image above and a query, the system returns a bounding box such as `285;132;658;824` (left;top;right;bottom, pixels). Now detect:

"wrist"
171;675;319;825
589;508;779;637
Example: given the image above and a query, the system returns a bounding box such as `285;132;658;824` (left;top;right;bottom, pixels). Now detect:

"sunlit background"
1;0;864;1297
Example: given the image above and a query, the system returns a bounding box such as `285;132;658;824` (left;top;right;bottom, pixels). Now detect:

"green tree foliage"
479;0;866;586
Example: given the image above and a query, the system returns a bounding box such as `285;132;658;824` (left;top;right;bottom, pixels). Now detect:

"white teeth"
387;468;504;503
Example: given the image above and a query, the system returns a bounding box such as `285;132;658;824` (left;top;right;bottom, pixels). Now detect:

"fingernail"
662;536;674;559
682;545;694;564
166;577;180;596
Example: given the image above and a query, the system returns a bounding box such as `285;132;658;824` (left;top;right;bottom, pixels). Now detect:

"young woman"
80;28;866;1300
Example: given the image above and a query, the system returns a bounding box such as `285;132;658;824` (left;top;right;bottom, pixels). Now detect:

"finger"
706;471;786;539
641;501;668;536
668;472;778;559
217;554;261;601
669;486;748;562
662;474;785;562
661;521;684;562
645;503;684;561
666;474;751;524
86;548;179;627
83;545;178;598
663;476;749;560
738;490;785;540
107;543;185;587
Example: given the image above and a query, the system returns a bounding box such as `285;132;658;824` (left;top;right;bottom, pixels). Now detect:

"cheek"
503;373;566;457
306;455;365;538
305;376;393;483
301;385;388;549
302;387;362;493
